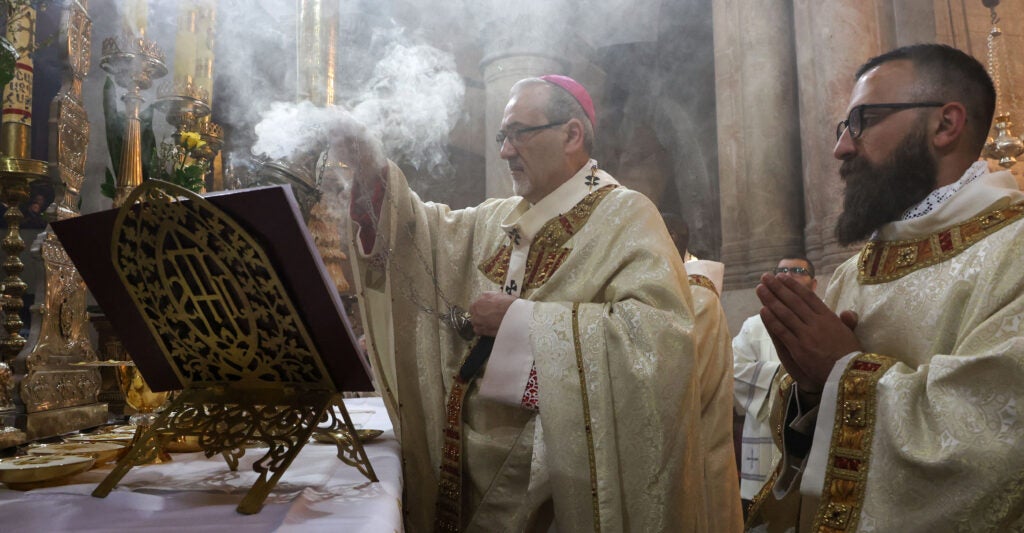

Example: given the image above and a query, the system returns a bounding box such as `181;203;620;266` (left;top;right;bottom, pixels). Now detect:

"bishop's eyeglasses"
835;102;945;141
495;121;568;146
771;266;812;277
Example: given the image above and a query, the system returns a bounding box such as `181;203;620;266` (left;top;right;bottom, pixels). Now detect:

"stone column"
713;0;804;289
478;1;571;200
892;0;936;47
792;0;895;274
480;54;566;199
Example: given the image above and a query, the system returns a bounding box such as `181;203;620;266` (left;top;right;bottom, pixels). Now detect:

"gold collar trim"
857;202;1024;284
478;185;616;294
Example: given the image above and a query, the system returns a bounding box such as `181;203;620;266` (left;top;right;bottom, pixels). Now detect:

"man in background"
663;211;744;532
732;257;816;517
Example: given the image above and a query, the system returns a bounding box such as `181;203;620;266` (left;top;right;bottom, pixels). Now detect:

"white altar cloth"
0;397;402;532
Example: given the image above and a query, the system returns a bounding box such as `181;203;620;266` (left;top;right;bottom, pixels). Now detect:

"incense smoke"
250;34;464;174
85;0;720;256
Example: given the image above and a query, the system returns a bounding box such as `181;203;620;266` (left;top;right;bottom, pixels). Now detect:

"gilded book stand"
51;181;376;514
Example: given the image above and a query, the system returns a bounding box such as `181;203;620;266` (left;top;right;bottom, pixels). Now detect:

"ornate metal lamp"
980;0;1023;169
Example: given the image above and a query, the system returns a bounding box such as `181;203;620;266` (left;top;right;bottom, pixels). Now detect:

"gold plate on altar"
71;360;133;367
312;429;384;445
0;454;95;490
104;425;138;434
66;432;135;443
27;442;125;465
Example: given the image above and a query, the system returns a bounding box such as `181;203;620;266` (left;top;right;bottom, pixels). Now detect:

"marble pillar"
712;0;804;289
792;0;895;274
478;0;573;200
892;0;936;46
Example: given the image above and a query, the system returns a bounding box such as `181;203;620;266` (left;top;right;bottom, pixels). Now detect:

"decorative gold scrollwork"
111;181;331;388
94;181;377;515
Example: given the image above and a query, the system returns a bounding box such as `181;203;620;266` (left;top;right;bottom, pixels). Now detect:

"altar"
0;397;402;532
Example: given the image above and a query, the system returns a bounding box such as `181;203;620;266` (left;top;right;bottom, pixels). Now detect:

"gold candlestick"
0;2;47;445
0;3;47;363
0;157;45;358
100;33;167;207
9;0;109;442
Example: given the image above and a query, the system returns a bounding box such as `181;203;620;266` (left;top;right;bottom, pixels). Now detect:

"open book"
51;184;372;393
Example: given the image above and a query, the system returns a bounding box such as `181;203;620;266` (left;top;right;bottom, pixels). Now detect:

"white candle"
2;5;35;128
193;3;215;103
174;3;197;90
121;0;147;38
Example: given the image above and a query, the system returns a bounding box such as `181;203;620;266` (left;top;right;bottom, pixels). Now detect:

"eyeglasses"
835;102;945;141
495;121;567;146
771;266;812;277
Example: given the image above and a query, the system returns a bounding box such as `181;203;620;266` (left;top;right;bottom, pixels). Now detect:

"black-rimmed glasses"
495;121;568;146
772;266;812;277
835;102;945;141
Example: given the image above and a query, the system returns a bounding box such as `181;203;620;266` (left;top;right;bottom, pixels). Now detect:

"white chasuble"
685;263;744;533
349;161;712;532
749;170;1024;532
731;314;782;502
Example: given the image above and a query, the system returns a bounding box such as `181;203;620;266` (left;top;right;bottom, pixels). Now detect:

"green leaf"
140;103;157;180
171;165;206;192
101;167;116;199
181;165;205;180
0;36;18;90
102;76;124;177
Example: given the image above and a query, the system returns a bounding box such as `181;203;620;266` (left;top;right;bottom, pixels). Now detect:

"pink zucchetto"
539;74;596;128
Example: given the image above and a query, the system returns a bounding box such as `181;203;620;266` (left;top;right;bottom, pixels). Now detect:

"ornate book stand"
53;181;375;514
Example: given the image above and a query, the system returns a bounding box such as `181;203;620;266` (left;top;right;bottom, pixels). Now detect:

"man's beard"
835;127;938;246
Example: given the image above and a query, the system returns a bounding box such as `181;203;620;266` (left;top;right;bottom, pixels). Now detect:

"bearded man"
748;44;1024;531
336;75;732;531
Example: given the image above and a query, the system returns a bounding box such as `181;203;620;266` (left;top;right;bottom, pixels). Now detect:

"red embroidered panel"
851;361;882;372
521;365;539;411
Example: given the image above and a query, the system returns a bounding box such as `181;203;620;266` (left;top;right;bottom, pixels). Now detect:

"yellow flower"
179;131;206;150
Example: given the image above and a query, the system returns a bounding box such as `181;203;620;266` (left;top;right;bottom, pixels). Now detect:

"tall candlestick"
101;34;167;206
174;3;197;90
0;2;48;374
0;31;31;399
